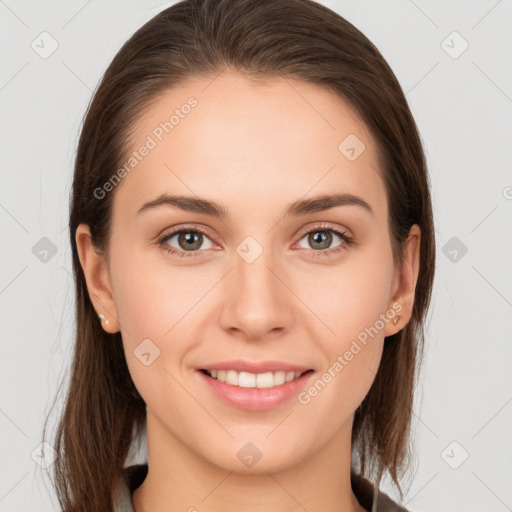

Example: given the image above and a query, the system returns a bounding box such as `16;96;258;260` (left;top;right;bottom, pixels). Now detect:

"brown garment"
115;464;410;512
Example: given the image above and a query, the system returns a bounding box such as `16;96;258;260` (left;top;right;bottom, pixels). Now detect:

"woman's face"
79;70;419;473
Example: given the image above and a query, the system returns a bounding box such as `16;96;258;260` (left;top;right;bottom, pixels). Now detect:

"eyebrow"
136;192;374;218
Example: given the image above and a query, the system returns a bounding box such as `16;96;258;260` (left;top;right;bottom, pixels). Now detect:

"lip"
198;359;312;374
196;368;316;411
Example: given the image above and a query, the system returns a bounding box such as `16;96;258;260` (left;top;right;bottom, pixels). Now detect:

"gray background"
1;1;511;511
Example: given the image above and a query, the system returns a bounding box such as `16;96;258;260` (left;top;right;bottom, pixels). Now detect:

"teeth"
205;369;305;388
226;370;238;386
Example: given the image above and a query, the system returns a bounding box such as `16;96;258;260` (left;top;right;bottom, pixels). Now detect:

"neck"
132;410;366;512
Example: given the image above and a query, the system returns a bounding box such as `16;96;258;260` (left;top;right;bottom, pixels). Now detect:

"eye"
157;225;215;258
157;223;355;259
295;224;354;258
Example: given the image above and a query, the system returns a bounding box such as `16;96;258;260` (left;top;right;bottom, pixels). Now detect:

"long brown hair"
42;0;436;509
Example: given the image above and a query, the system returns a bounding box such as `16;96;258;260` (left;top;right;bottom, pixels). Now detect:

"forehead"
113;70;387;224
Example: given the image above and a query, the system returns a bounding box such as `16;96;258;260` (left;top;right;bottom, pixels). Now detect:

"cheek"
112;229;395;345
111;253;198;411
110;250;209;391
291;238;394;405
110;246;195;337
294;260;392;419
295;241;395;340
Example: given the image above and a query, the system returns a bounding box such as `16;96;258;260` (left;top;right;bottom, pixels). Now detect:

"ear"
75;223;120;333
384;224;421;336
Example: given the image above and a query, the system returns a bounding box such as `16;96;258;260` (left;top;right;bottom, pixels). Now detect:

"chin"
204;441;307;476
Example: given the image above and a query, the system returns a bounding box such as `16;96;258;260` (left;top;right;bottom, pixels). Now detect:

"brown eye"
175;231;204;251
157;226;215;258
295;225;355;258
306;230;334;250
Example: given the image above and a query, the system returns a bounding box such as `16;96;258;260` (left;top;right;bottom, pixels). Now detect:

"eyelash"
156;223;355;259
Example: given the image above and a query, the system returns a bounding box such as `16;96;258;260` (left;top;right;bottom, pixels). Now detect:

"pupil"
180;232;201;250
311;231;330;250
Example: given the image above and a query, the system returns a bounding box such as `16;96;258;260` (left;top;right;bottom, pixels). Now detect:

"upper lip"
198;359;313;374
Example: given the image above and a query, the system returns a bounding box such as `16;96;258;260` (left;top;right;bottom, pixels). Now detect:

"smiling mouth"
199;368;314;389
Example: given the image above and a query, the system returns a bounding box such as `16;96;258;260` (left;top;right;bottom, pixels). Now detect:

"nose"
219;250;294;342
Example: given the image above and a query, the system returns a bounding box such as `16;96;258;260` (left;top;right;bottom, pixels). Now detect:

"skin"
76;70;420;512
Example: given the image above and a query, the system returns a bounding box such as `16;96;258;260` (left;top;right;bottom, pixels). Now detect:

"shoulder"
351;471;411;512
114;464;148;512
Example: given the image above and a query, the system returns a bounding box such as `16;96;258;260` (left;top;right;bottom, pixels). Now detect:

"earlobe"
385;224;421;336
75;223;120;333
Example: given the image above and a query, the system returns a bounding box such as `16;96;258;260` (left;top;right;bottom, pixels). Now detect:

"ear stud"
98;313;110;326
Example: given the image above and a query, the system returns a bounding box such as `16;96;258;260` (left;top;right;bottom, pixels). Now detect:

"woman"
43;0;436;510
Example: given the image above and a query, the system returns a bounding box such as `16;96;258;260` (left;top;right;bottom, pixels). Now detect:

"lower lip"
197;369;315;411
